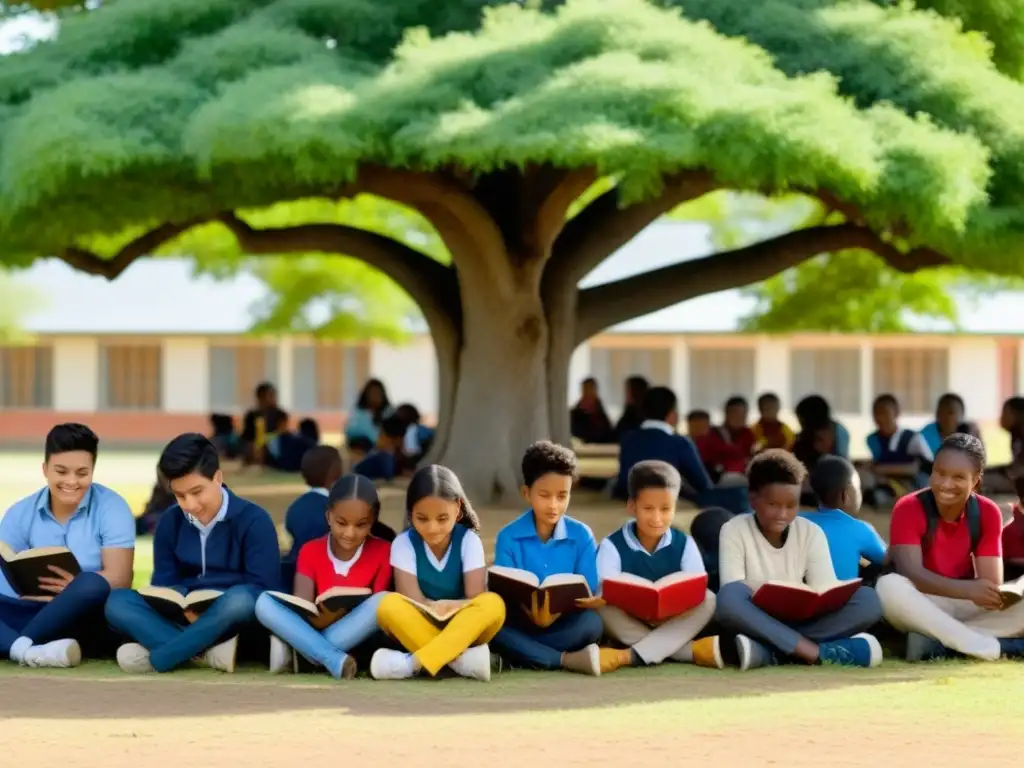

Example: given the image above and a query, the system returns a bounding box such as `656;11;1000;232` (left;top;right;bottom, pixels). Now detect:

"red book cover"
751;578;862;623
601;571;708;623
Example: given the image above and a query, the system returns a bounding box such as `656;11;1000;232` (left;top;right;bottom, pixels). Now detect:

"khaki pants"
876;573;1024;660
599;590;715;664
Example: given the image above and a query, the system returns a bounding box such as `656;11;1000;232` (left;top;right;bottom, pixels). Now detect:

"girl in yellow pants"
373;465;506;681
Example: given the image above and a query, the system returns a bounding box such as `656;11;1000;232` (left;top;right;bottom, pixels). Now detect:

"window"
688;347;756;412
100;343;162;410
209;345;279;411
589;347;671;411
0;345;53;408
873;348;949;414
790;348;861;414
292;343;371;410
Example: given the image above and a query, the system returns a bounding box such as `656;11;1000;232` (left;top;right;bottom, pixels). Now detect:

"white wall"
52;337;98;411
949;338;1000;422
370;338;438;413
161;337;209;413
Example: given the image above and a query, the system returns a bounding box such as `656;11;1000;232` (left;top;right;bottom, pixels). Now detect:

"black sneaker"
998;637;1024;659
906;632;954;662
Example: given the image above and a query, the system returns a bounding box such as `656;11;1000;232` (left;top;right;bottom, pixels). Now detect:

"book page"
602;572;654;588
539;572;588;588
488;566;541;587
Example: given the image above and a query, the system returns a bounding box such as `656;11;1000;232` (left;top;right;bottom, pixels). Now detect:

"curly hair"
936;432;986;474
747;448;807;493
405;464;481;532
521;440;578;487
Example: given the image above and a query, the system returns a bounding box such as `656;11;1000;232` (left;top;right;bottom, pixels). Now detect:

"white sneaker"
269;635;292;674
23;638;81;669
449;644;491;682
117;643;155;674
370;649;419;680
203;636;238;673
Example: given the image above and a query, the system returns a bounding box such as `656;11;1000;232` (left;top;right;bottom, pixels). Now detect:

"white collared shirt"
390;529;486;576
309;486;329;497
640;419;675;435
185;486;229;576
596;522;705;582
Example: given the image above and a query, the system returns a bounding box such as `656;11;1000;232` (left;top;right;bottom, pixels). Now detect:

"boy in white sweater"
715;450;883;670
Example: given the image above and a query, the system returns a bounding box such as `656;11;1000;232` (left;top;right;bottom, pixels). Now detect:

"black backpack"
917;489;982;554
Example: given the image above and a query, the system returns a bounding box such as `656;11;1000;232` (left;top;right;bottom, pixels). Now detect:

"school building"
1;221;1022;445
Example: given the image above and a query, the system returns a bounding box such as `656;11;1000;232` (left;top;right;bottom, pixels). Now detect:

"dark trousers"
491;610;603;669
0;572;112;658
715;582;882;656
105;584;260;672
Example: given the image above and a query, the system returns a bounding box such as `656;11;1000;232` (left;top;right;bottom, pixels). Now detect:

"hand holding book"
525;591;561;628
574;596;606;610
37;565;77;596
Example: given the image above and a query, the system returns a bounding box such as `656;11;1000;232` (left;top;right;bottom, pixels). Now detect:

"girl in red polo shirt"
255;474;393;679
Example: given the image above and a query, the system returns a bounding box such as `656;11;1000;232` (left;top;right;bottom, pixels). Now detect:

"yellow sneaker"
598;647;632;674
691;636;725;669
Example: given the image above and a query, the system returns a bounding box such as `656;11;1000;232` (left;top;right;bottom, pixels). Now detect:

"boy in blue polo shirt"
0;423;135;668
105;433;280;674
491;441;617;676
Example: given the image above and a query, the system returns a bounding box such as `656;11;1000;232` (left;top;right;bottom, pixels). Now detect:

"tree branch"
57;219;203;280
574;222;950;342
528;167;597;258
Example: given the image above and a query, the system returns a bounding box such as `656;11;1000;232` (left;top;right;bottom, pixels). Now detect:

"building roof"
12;221;1024;336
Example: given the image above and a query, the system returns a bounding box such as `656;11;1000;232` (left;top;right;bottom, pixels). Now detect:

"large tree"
2;0;1024;500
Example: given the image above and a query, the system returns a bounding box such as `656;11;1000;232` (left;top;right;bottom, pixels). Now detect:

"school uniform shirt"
390;526;486;600
283;487;329;562
752;419;795;451
701;426;757;474
494;510;600;592
151;487;281;592
718;513;836;590
295;534;392;595
919;422;977;457
889;491;1003;579
797;509;887;581
866;428;933;465
353;449;397;481
1003;505;1024;561
0;483;135;598
596;522;705;584
614;420;712;498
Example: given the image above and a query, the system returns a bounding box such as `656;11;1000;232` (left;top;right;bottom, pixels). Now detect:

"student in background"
613;387;712;500
1003;476;1024;581
394;403;434;469
490;442;612;676
352;416;407;482
209;413;241;459
715;450;883;670
105;434;281;674
570;378;615;445
752;392;795;452
876;434;1024;661
687;409;716;478
983;397;1024;495
345;379;393;456
240;382;288;467
614;375;649;441
689;506;736;592
281;446;346;587
372;465;505;681
597;461;721;669
919;393;979;459
701;396;756;483
792;395;851;468
0;424;134;668
801;456;887;581
256;475;392;679
861;394;933;505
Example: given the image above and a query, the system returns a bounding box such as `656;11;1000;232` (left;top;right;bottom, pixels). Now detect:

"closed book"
602;571;708;623
137;586;224;624
0;542;81;598
265;587;373;629
751;578;862;623
487;566;592;616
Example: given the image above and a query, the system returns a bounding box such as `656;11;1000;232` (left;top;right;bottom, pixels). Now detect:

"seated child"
371;465;505;681
861;394;932;504
353;416;407;482
490;442;612;676
919;393;979;459
800;456;886;581
876;434;1024;661
614;387;712;500
752;392;795;452
793;395;851;468
281;446;345;586
597;460;721;669
0;423;135;667
701;396;756;482
1004;476;1024;581
715;450;883;670
256;474;392;679
689;506;736;592
394;403;435;470
105;433;281;674
983;397;1024;495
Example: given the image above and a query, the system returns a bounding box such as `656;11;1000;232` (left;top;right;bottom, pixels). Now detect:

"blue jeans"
255;591;386;678
0;572;111;657
491;610;603;669
105;584;261;672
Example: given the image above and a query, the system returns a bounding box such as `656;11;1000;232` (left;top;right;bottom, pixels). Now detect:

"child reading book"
255;474;392;679
715;450;883;670
105;433;281;674
489;441;612;676
371;465;505;681
800;456;887;581
876;433;1024;661
597;460;721;669
0;423;135;668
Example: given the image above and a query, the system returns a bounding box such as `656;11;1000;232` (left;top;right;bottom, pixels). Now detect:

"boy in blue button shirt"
105;433;280;674
490;441;617;676
0;423;135;668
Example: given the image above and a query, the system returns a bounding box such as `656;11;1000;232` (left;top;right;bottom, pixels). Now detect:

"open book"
264;587;373;628
0;542;81;598
751;578;862;623
488;566;592;616
1000;578;1024;610
401;594;470;625
601;571;708;624
138;586;224;623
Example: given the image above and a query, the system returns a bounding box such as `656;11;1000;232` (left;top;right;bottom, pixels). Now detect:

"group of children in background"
4;420;1024;680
